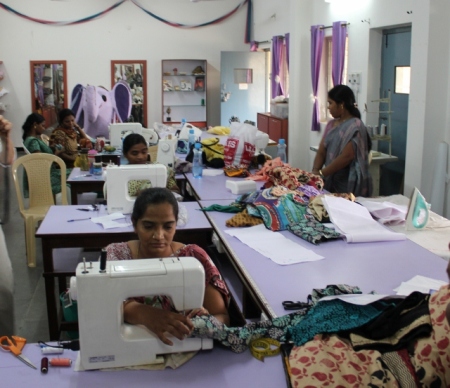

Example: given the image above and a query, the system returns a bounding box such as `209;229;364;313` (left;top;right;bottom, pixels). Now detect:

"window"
394;66;410;94
318;36;349;122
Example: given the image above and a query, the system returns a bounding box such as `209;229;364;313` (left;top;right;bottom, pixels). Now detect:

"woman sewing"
106;188;230;345
22;113;69;196
122;133;180;195
312;85;372;197
49;108;92;169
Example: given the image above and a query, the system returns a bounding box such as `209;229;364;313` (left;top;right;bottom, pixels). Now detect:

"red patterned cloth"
247;157;324;191
288;286;450;387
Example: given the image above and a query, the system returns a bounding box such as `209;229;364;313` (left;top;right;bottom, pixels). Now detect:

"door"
220;51;266;126
379;27;411;195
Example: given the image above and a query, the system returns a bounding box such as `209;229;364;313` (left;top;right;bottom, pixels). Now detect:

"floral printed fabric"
191;309;309;353
412;285;450;386
247;157;324;191
251;186;341;244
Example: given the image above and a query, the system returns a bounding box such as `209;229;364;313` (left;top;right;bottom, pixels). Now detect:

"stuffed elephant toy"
70;81;132;139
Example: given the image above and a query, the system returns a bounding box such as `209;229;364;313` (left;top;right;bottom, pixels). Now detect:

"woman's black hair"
122;133;147;155
328;84;372;151
58;108;76;124
22;113;45;141
131;187;179;226
328;84;361;119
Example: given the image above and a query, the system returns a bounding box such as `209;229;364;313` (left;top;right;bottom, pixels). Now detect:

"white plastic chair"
12;153;68;267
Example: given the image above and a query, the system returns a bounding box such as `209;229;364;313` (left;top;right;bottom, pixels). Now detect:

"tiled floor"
2;150;50;343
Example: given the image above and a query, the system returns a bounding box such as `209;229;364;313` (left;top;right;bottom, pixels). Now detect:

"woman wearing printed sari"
49;108;92;169
312;85;372;197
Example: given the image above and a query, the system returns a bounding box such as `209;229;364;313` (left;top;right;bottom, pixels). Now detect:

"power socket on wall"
348;72;361;86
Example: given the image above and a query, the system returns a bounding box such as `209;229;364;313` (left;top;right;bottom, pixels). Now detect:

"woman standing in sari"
312;85;372;197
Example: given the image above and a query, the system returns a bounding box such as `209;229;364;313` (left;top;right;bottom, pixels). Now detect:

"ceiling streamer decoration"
0;0;252;42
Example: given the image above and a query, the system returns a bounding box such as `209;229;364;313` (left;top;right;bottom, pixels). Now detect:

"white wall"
0;0;250;146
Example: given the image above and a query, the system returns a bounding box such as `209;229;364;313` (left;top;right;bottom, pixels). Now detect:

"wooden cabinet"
162;59;207;128
257;113;288;145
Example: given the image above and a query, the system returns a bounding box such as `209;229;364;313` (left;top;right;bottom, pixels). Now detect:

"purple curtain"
271;36;283;98
332;21;347;86
310;25;324;131
285;33;290;70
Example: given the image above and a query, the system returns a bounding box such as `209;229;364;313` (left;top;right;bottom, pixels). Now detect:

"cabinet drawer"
257;114;269;133
268;118;282;142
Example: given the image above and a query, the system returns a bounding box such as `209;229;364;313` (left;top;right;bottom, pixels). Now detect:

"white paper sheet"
356;197;407;225
319;294;388;305
322;196;406;243
394;275;447;295
225;224;324;265
91;213;132;229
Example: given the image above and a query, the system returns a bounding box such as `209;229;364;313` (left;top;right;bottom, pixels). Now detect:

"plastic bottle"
181;118;186;130
93;155;103;176
75;148;90;171
192;142;203;178
277;139;287;163
188;128;196;149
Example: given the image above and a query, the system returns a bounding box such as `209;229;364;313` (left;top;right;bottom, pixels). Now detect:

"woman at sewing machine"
106;187;230;345
49;108;92;168
122;133;180;195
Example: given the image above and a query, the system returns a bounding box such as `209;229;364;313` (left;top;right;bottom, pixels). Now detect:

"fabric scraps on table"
247;157;324;191
200;203;245;213
226;208;264;227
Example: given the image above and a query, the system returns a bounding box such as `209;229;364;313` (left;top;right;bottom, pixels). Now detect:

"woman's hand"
187;307;209;318
124;301;194;346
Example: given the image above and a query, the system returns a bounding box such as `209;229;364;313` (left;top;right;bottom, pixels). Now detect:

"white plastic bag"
224;122;257;168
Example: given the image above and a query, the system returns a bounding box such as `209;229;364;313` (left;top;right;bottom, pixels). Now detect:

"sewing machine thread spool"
41;357;48;374
41;346;64;355
49;358;72;367
100;249;107;273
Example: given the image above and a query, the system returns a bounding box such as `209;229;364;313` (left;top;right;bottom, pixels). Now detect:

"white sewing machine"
106;164;167;214
109;123;143;148
156;135;177;168
72;257;213;370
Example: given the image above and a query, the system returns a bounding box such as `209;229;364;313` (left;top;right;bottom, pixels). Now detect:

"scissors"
0;335;37;369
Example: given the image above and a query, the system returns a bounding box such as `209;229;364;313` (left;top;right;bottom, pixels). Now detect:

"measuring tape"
249;338;281;362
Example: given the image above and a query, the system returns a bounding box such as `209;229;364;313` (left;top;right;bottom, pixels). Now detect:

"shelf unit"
365;90;393;155
161;59;207;128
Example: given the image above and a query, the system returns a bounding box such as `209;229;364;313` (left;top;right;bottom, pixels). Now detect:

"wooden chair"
12;153;68;267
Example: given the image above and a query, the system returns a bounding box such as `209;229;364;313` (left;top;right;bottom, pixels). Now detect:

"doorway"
378;26;411;195
220;51;267;126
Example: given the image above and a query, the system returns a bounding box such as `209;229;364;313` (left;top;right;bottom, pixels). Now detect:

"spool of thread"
41;346;64;355
49;358;72;367
41;357;49;374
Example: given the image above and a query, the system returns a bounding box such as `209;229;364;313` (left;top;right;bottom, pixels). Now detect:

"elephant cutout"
70;81;132;139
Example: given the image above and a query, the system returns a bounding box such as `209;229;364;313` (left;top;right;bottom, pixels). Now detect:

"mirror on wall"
111;60;147;128
30;60;67;129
